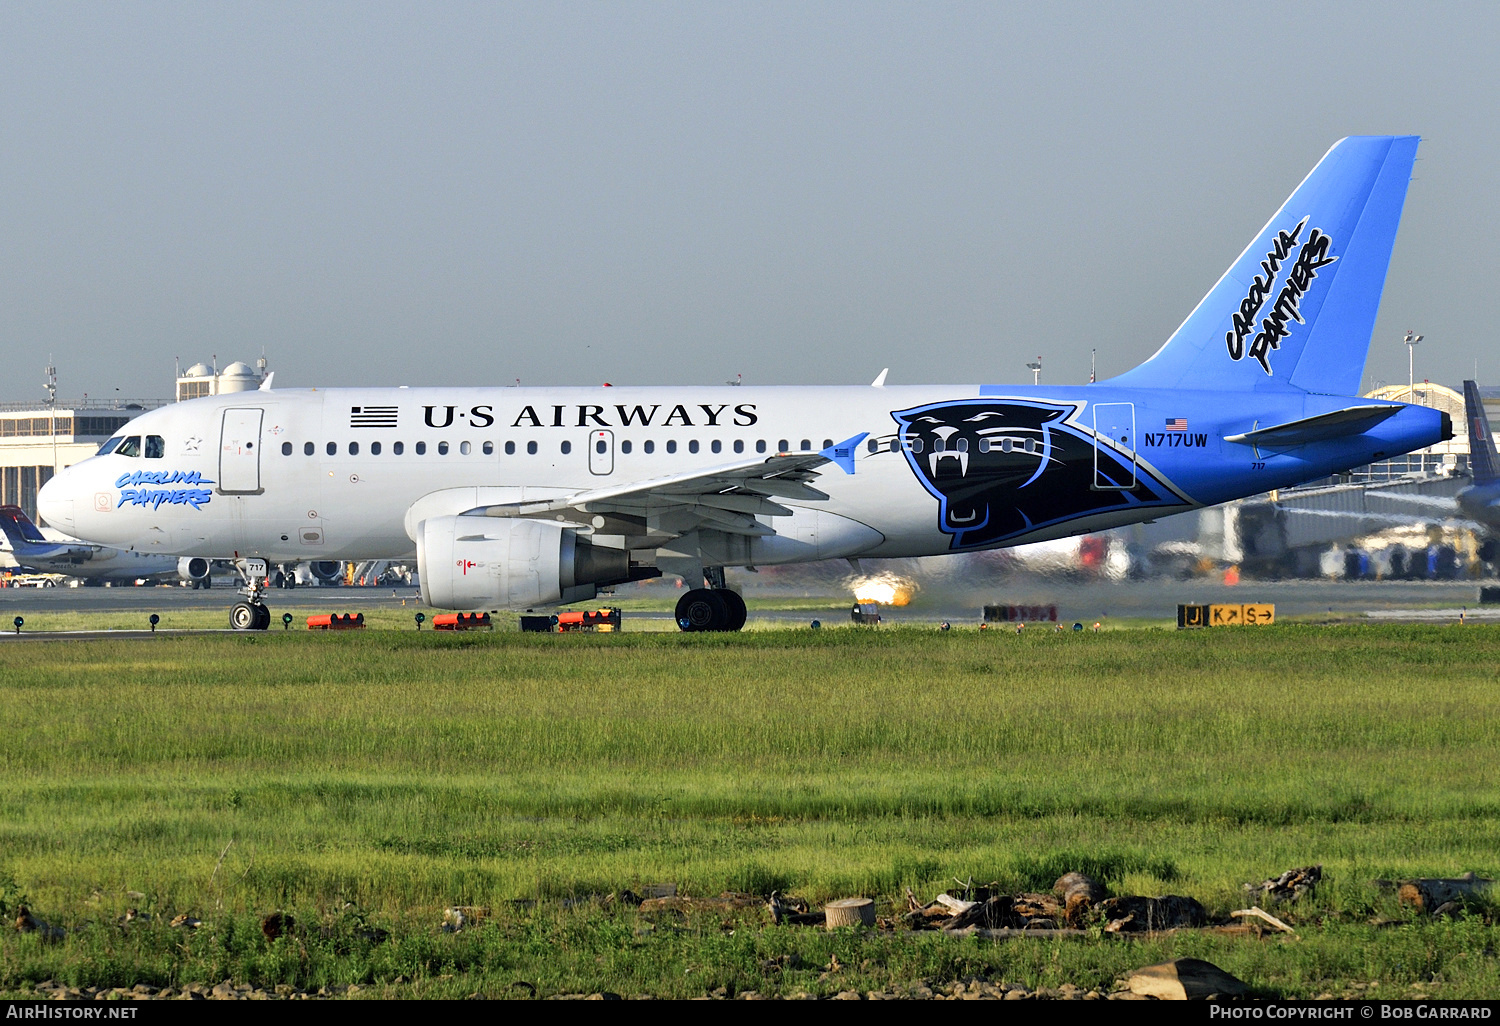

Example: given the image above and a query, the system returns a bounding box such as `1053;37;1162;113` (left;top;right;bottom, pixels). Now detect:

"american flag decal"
1164;418;1188;432
350;405;398;428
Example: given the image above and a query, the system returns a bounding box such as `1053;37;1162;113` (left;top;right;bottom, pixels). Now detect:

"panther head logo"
892;398;1183;549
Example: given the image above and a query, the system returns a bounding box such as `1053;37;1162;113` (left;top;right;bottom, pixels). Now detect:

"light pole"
44;359;58;480
1405;330;1423;403
1027;358;1042;386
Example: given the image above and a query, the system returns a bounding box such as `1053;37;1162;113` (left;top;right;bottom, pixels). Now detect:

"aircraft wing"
474;434;867;537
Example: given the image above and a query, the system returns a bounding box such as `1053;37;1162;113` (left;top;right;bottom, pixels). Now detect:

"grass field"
3;623;1500;999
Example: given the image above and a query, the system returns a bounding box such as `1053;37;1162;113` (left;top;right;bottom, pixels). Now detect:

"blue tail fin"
0;506;47;545
1109;136;1418;394
1464;381;1500;486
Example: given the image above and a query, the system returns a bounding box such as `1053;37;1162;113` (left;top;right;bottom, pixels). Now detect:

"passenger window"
644;440;655;454
888;439;899;452
145;435;165;459
934;438;946;453
371;441;382;455
866;439;878;453
560;441;571;455
96;437;122;456
438;441;449;455
777;439;788;452
504;441;515;455
1024;438;1035;453
688;440;699;454
756;440;767;454
327;442;337;456
349;441;360;456
482;441;493;455
957;438;969;453
711;440;721;454
666;440;677;454
978;438;991;453
908;438;924;454
460;441;471;455
822;438;832;450
416;442;427;455
800;439;811;451
1001;438;1012;453
304;441;315;456
282;442;293;456
733;440;744;454
621;440;632;454
526;441;537;455
596;440;606;454
116;436;142;458
393;441;404;455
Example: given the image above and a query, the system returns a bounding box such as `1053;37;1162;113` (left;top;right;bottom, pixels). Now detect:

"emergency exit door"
1091;402;1136;490
588;429;614;475
219;408;264;494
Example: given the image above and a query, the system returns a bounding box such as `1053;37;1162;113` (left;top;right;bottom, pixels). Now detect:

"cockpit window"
96;437;123;456
115;436;142;458
145;435;165;459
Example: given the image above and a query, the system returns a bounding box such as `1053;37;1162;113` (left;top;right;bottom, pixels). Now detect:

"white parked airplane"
38;137;1451;630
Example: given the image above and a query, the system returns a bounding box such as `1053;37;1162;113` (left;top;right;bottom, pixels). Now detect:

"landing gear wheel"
719;590;747;631
230;601;271;631
676;589;727;631
230;601;258;631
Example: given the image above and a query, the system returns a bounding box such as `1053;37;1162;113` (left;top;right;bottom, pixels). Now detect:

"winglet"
259;372;274;391
871;368;888;388
820;433;868;475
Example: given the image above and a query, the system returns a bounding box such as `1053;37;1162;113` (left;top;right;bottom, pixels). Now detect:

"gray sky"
2;2;1496;401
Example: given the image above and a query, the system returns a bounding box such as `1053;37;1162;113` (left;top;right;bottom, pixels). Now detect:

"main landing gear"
229;557;272;631
675;567;747;632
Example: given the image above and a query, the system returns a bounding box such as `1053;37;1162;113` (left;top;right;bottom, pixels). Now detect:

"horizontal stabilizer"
1224;405;1401;447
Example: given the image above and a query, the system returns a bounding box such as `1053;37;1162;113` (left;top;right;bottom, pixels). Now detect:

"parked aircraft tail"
0;505;49;547
1109;135;1419;396
1464;381;1500;486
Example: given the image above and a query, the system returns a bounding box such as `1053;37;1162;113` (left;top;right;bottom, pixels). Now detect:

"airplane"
37;135;1451;630
0;505;180;584
1307;381;1500;562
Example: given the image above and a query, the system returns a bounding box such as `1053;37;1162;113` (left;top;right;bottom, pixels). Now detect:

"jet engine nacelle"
177;556;212;582
416;516;631;610
308;560;344;583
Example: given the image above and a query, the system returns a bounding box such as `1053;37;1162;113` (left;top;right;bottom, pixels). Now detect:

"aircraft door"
588;429;614;475
219;409;264;494
1091;402;1136;490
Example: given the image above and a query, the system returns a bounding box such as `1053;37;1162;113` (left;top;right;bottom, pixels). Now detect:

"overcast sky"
1;2;1495;402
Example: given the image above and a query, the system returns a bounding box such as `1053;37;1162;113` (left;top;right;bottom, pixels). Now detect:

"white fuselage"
37;384;1206;567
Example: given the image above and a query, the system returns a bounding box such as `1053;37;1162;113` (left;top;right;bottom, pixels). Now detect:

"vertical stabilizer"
0;506;48;545
1109;136;1419;394
1464;381;1500;486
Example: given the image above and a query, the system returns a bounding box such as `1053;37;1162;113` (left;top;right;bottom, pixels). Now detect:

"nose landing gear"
229;557;272;631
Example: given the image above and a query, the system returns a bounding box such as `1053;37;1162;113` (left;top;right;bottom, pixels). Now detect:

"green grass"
4;624;1500;997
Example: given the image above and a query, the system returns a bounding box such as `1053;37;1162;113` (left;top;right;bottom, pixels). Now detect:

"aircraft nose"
37;474;75;532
